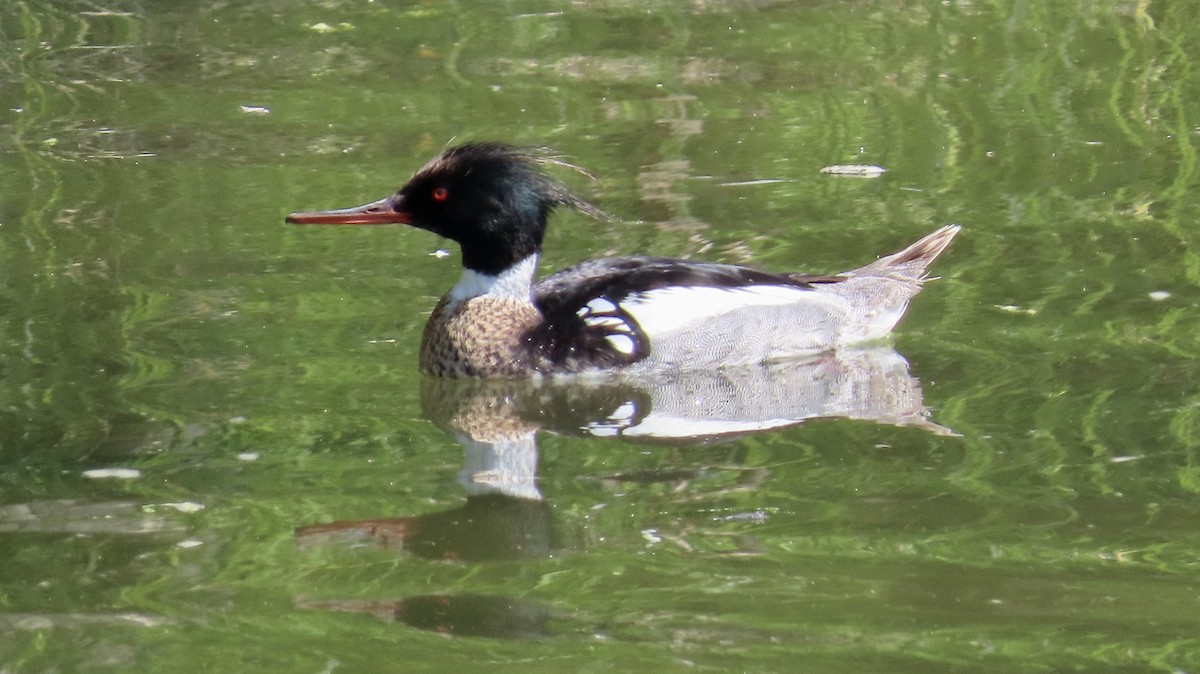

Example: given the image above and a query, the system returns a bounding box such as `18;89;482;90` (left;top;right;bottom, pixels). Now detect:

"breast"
419;295;543;378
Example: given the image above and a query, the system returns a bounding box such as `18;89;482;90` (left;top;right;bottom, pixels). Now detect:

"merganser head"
286;142;605;275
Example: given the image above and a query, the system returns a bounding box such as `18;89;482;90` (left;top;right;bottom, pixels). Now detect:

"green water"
2;0;1199;671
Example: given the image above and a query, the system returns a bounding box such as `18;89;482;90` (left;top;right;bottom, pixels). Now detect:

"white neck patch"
449;254;538;304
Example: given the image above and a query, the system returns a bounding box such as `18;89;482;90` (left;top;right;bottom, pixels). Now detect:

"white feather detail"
585;315;630;330
606;333;636;355
619;284;840;337
449;255;538;305
583;297;617;314
578;294;639;355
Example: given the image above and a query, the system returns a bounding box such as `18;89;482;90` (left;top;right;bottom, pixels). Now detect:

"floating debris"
715;510;769;523
239;105;270;115
719;178;789;187
1148;290;1171;301
820;164;887;178
82;468;141;480
0;499;181;535
0;612;174;630
309;22;354;33
641;528;663;544
160;502;205;514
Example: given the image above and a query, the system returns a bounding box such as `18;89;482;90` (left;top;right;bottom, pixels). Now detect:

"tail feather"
815;225;960;344
850;224;961;281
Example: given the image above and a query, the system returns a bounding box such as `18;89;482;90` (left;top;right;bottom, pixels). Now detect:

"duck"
286;142;959;378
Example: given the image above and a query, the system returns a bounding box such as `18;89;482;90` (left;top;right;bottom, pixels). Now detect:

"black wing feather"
534;256;820;312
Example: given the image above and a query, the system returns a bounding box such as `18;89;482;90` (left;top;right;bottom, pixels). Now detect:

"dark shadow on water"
296;494;556;562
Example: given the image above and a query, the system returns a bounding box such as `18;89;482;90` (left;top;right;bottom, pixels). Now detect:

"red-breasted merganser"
286;142;959;378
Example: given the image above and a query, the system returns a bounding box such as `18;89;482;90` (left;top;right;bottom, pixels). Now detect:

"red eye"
432;186;449;202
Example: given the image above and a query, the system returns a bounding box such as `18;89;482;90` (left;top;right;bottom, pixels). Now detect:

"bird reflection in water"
295;347;953;636
294;594;558;639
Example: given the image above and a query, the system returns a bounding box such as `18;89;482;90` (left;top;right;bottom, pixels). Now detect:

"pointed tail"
817;225;960;344
851;224;961;282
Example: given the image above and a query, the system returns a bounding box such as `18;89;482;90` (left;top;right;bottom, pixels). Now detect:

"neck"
448;254;538;305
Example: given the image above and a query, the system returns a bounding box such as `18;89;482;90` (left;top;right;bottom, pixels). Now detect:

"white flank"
449;254;538;305
620;284;834;337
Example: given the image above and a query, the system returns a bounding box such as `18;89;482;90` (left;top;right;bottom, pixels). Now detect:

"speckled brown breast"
419;295;543;377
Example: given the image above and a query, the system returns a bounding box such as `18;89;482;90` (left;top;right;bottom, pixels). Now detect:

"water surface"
1;1;1198;672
